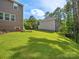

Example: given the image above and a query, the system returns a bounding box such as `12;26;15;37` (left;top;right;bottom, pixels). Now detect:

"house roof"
9;0;23;7
40;16;56;22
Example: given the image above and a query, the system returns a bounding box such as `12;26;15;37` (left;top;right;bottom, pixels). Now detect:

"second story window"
5;14;10;21
13;2;18;10
0;12;3;20
11;14;16;21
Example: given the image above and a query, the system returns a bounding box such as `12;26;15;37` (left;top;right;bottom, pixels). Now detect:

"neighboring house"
0;0;23;31
38;16;60;31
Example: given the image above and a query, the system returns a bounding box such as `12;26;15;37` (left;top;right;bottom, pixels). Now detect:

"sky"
17;0;66;19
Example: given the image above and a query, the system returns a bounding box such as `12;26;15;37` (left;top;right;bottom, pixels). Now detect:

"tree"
72;0;79;42
52;7;62;31
24;15;39;30
63;0;74;36
45;12;50;17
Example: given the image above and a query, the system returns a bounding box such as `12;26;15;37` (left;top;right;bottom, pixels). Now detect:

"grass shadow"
9;37;79;59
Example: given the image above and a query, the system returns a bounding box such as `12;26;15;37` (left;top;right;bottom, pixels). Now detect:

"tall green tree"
45;12;50;17
24;15;38;30
64;0;74;35
72;0;79;42
52;7;62;31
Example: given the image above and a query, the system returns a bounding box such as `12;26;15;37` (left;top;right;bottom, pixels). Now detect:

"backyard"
0;31;79;59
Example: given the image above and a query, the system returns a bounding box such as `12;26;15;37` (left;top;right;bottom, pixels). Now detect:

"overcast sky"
17;0;66;19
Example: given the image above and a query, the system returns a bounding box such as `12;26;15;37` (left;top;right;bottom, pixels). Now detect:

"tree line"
24;16;40;30
24;0;79;42
51;0;79;42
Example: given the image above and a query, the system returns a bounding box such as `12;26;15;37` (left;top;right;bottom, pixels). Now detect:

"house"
0;0;23;31
38;16;60;31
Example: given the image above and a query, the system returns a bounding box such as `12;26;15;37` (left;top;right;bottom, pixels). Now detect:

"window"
5;13;10;21
13;2;18;10
0;12;3;19
11;14;16;21
0;12;16;21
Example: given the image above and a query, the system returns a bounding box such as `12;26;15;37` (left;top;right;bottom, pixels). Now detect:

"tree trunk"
72;0;79;43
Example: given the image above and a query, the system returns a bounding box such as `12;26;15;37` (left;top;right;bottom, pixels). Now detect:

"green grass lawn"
0;30;79;59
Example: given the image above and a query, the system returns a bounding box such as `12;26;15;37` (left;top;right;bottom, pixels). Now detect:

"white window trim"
0;11;16;22
4;12;10;21
10;14;16;22
3;12;5;20
0;11;4;20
